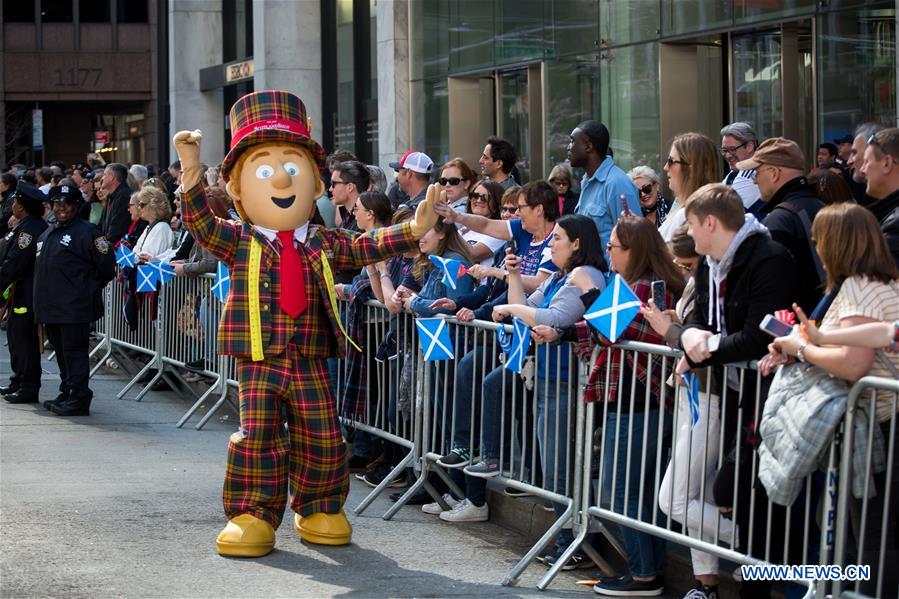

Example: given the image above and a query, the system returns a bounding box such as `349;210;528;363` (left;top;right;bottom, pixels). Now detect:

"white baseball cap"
389;151;434;174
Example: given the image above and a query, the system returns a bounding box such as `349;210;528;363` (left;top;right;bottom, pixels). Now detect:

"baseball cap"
735;137;805;171
388;151;434;174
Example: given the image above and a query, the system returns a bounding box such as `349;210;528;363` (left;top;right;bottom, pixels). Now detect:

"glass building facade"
405;0;896;181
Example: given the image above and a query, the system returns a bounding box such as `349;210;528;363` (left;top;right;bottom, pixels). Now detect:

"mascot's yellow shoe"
293;511;352;546
215;514;276;557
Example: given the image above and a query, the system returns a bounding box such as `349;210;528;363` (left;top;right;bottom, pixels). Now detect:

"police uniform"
0;183;49;403
33;185;115;416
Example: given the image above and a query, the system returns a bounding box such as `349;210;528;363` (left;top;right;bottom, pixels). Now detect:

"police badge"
17;232;32;250
94;236;110;254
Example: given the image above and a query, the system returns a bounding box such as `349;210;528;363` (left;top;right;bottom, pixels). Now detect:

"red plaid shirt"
574;276;674;403
181;183;419;359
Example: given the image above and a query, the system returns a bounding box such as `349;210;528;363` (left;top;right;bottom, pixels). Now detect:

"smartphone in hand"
651;280;666;311
759;314;794;338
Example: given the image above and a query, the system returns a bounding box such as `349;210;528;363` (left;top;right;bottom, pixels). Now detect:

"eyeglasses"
516;203;531;210
606;242;626;251
672;258;693;271
329;180;348;188
720;141;748;156
351;204;368;215
638;183;653;196
665;156;689;167
129;203;139;207
469;192;490;203
438;177;464;186
501;206;519;214
138;202;148;208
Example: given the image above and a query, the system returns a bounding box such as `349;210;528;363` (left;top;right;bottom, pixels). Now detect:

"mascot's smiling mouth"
271;195;296;209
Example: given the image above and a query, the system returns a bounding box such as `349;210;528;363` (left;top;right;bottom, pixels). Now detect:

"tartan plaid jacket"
181;183;419;360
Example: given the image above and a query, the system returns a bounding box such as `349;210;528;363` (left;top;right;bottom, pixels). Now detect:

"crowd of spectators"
3;119;898;599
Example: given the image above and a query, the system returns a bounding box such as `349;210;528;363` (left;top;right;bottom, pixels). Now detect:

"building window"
79;0;110;23
117;0;147;23
3;0;35;22
41;0;72;22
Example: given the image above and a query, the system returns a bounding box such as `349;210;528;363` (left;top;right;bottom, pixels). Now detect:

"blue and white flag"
428;255;469;291
683;371;701;427
115;245;136;268
136;263;160;292
212;262;230;303
584;273;642;343
151;261;177;285
415;317;454;361
496;317;531;373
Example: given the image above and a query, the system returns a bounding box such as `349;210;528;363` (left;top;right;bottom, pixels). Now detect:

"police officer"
34;183;115;416
0;183;49;404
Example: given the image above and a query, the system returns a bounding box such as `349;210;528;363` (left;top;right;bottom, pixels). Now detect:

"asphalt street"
0;342;589;598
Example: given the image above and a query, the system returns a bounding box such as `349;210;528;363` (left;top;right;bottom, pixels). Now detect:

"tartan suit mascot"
173;90;439;557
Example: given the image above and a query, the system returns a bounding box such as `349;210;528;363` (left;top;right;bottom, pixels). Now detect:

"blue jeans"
537;377;575;545
448;344;497;450
479;363;526;461
600;409;666;577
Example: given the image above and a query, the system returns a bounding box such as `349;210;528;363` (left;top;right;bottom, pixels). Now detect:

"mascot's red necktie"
276;230;307;317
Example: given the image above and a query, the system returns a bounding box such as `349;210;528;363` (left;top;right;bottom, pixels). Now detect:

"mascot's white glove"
172;129;203;191
408;183;443;238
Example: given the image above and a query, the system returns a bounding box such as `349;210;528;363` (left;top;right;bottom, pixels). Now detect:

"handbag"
176;292;203;340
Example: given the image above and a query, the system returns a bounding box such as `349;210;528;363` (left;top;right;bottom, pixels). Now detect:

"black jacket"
0;214;48;312
868;188;899;268
33;218;116;324
681;232;799;368
101;183;132;246
759;176;824;314
0;190;15;238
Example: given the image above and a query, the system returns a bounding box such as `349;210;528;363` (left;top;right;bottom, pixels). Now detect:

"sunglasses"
638;183;653;196
469;192;489;203
329;180;348;188
501;206;519;214
438;177;464;186
665;156;689;167
606;242;626;251
719;141;748;156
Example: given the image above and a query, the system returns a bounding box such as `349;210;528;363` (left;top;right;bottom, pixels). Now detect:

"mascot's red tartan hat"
220;90;326;179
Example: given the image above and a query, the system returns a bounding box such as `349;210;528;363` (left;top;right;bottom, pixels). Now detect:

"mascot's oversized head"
221;90;326;230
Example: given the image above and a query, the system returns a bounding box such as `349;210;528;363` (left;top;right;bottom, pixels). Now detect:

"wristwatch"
796;341;808;363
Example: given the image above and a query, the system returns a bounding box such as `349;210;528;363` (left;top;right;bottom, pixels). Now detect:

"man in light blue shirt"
570;121;640;263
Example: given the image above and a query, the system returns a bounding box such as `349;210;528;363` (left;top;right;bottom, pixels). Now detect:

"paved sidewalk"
0;344;589;598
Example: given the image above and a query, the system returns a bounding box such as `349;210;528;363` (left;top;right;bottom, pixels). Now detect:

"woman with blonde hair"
133;186;174;262
659;132;721;241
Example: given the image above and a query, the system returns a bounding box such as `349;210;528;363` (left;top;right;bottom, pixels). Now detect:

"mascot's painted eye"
284;162;300;177
255;164;275;179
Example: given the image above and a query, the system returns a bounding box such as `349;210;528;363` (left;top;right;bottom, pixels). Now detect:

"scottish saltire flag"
115;245;136;268
151;261;177;284
584;273;642;343
496;317;531;373
429;255;469;291
212;262;230;303
415;317;454;361
136;263;160;292
683;371;701;427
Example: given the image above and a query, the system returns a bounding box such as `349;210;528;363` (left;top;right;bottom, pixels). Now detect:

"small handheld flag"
429;255;469;291
115;245;136;268
415;317;454;361
584;273;642;343
496;317;531;373
212;262;230;303
683;371;701;427
152;261;177;284
136;263;160;292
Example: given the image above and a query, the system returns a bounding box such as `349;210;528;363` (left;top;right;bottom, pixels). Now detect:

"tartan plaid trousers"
223;343;348;528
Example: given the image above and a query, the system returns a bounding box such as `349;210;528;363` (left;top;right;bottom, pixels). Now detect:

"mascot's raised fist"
172;129;203;189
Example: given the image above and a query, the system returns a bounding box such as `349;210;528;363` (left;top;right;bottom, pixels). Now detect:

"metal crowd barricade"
832;375;899;599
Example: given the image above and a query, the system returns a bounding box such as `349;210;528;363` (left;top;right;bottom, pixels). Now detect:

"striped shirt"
821;275;899;422
724;169;763;216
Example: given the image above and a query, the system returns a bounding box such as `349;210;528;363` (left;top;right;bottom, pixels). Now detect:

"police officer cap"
48;184;83;204
14;182;48;212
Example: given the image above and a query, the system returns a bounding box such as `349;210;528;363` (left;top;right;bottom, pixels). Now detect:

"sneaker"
682;584;719;599
361;464;405;489
421;493;460;515
463;458;500;478
593;575;664;597
503;485;533;497
439;498;488;522
545;550;593;571
542;500;555;512
436;447;472;469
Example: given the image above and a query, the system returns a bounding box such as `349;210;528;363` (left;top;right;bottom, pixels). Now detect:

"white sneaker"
421;493;460;515
439;498;488;522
